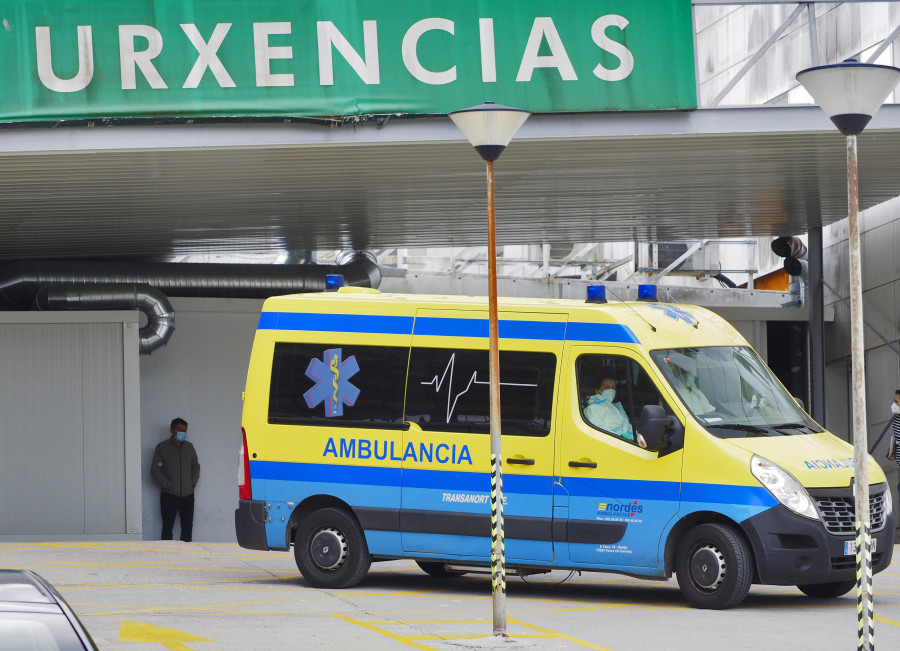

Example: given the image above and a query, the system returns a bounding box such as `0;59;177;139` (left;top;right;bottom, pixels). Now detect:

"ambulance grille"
815;492;886;535
832;553;883;571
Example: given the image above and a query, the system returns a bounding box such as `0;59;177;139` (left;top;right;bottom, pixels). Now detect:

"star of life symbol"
648;303;698;326
304;348;360;417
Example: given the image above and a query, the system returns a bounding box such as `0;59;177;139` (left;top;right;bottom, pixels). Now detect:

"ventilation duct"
0;251;380;354
35;284;175;355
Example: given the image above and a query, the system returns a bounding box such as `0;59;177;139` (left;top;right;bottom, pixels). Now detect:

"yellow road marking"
875;614;900;627
508;618;614;650
81;594;327;616
333;614;614;650
332;614;437;650
119;620;212;650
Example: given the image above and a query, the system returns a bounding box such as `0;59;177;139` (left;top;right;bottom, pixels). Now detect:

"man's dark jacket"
151;437;200;497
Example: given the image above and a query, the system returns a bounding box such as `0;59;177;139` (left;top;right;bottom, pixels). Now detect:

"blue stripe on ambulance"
412;317;566;340
253;460;778;565
257;312;639;345
561;475;776;572
257;312;414;334
401;468;554;561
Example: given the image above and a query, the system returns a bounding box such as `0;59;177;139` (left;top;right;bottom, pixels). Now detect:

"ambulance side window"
405;348;555;437
268;343;408;426
577;353;673;444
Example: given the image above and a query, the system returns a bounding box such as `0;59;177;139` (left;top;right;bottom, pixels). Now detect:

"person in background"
886;391;900;494
584;377;634;441
151;417;200;542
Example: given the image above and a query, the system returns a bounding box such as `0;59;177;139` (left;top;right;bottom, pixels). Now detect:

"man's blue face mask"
175;431;187;442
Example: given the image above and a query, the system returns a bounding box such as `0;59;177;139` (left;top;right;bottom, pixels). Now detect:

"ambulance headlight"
883;485;893;517
751;455;819;520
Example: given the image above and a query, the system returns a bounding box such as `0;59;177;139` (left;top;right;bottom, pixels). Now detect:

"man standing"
151;417;200;542
887;391;900;495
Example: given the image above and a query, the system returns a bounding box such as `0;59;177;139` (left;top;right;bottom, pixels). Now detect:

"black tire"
675;523;753;609
797;580;855;599
416;561;466;578
294;507;371;589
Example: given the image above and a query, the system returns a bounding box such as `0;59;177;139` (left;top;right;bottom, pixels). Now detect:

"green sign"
0;0;696;122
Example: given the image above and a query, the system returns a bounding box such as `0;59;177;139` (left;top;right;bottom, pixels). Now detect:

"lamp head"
796;60;900;135
449;102;530;161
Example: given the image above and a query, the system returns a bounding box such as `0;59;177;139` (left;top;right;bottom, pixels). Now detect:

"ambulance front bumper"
235;499;269;550
741;487;895;586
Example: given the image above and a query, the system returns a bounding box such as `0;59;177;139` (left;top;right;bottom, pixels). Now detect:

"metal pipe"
0;253;381;309
485;158;507;636
34;283;175;355
847;133;874;651
0;252;380;354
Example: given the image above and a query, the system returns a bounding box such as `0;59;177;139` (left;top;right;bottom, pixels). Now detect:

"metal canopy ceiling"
2;105;900;262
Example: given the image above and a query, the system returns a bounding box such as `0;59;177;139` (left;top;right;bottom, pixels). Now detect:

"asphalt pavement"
2;541;900;650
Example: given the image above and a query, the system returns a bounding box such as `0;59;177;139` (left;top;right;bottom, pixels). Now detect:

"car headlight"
883;485;893;518
751;455;819;520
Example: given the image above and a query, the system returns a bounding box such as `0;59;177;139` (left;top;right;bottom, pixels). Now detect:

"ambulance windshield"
650;346;822;437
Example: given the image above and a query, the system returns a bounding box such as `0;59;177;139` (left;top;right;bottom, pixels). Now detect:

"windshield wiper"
706;423;771;435
770;422;818;433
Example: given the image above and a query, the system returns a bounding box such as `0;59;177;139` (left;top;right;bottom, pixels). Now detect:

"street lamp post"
449;102;529;637
796;59;900;651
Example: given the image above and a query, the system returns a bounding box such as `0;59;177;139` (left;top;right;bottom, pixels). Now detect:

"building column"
808;227;826;425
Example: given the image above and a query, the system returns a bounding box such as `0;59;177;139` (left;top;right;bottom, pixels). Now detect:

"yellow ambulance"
235;283;894;609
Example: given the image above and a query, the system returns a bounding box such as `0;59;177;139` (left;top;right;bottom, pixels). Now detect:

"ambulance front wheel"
675;523;753;609
294;507;371;589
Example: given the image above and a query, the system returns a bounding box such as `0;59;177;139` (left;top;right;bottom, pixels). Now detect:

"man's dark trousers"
160;491;195;542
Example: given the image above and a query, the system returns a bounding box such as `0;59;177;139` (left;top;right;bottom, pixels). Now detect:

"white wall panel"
863;223;894;292
0;324;85;534
81;324;126;533
0;313;137;539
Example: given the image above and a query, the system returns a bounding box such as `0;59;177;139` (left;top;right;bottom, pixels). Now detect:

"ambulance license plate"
844;538;877;555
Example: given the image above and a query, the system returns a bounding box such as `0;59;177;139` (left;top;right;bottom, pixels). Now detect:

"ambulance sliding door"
556;346;684;570
400;309;565;563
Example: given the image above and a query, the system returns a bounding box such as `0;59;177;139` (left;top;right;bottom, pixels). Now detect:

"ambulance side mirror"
638;404;670;452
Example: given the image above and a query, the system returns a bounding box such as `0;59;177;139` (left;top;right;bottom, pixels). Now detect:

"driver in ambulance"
584;377;634;441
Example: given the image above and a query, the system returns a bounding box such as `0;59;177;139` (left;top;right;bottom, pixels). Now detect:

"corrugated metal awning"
1;105;899;261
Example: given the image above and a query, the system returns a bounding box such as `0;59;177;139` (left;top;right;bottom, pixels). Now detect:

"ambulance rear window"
268;343;408;427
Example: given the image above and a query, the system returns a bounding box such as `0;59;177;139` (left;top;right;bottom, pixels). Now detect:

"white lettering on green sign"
35;17;635;91
3;0;695;120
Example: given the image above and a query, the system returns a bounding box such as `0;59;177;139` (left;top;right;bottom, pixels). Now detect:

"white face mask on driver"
600;388;616;402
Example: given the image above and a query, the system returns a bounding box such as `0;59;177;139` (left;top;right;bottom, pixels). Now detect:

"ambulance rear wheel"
797;580;855;599
294;507;371;589
675;523;752;609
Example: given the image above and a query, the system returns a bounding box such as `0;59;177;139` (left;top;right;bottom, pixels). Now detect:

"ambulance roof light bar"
586;285;607;304
638;284;658;302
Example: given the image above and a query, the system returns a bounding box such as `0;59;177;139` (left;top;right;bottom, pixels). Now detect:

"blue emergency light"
586;285;607;304
325;274;344;291
637;284;657;301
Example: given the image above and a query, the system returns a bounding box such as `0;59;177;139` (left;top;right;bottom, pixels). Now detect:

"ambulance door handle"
507;457;535;465
568;460;597;469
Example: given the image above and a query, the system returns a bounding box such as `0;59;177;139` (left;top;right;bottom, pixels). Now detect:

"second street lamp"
449;101;530;637
796;59;900;651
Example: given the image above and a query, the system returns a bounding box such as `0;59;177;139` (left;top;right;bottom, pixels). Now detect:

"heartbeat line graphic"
421;353;538;423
